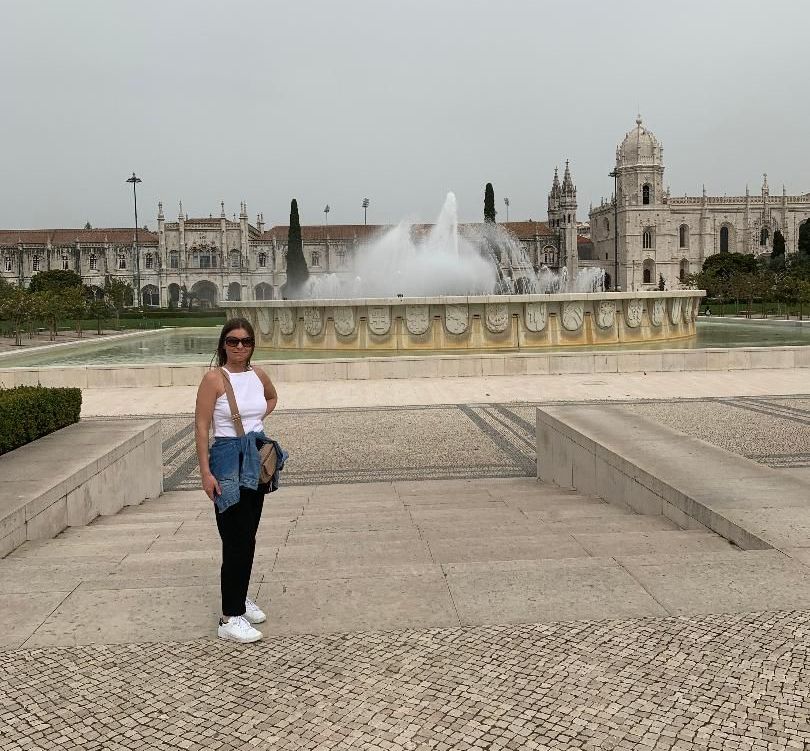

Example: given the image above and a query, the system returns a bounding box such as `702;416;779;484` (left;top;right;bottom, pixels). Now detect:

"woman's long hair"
213;317;256;368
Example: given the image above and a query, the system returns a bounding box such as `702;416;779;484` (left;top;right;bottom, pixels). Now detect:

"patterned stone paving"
145;395;810;491
1;611;808;750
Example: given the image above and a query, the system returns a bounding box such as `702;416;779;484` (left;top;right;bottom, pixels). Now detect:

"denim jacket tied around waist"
209;431;287;514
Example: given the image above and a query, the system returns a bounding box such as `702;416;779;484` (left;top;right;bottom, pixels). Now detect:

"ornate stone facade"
589;116;810;291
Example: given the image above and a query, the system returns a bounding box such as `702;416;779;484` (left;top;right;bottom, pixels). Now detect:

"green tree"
282;198;308;298
62;287;87;337
29;291;59;340
484;183;496;223
87;298;112;335
0;288;31;346
771;229;786;259
103;276;133;327
27;269;83;294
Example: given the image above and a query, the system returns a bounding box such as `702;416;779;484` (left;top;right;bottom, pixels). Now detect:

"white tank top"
213;368;267;437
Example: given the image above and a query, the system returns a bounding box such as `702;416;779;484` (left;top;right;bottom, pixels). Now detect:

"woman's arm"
253;366;279;417
194;371;222;501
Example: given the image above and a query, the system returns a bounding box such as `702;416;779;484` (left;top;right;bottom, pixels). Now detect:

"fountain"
227;193;703;351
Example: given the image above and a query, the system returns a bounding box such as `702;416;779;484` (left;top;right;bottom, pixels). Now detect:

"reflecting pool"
0;321;809;368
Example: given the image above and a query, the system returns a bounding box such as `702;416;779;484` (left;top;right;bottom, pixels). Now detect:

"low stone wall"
0;419;163;557
535;405;810;553
1;344;808;389
227;291;704;351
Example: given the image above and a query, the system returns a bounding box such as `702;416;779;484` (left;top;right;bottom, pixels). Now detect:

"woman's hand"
201;471;222;502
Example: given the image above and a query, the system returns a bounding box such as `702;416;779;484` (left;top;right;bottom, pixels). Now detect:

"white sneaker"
244;597;266;624
217;615;263;643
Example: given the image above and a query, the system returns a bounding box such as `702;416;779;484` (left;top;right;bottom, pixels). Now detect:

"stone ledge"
1;345;808;388
535;404;810;554
0;420;163;557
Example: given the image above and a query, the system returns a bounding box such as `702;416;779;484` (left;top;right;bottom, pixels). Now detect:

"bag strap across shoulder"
219;367;245;437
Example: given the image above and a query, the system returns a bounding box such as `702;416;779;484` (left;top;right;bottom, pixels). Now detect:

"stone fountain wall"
226;291;705;351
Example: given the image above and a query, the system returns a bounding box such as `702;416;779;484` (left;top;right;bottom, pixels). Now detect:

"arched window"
61;253;70;271
141;285;159;307
227;282;242;301
168;283;181;306
169;251;179;269
229;250;241;268
643;267;652;284
118;253;127;270
144;253;153;270
336;249;346;267
4;256;12;272
311;250;320;267
255;282;273;300
720;226;729;253
89;253;97;271
760;227;769;246
680;259;689;282
642;259;655;285
32;255;41;272
200;249;213;269
679;224;688;248
643;230;652;249
258;252;267;268
642;184;651;205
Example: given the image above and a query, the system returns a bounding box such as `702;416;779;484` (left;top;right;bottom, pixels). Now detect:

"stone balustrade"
227;291;705;352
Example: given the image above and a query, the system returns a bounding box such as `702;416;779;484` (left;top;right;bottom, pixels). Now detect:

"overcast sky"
1;0;808;230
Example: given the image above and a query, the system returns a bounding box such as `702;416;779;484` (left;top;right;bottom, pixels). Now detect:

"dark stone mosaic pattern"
1;611;808;750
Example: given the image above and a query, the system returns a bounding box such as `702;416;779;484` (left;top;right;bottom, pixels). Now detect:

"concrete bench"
536;405;810;556
0;419;163;557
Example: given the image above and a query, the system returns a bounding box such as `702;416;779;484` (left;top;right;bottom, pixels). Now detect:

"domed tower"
615;115;665;207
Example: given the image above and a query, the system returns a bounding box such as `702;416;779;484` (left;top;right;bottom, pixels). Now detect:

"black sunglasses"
224;336;255;348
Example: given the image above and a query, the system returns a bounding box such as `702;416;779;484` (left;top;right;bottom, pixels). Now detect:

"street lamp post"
504;197;510;222
126;172;142;306
362;197;370;225
608;169;619;291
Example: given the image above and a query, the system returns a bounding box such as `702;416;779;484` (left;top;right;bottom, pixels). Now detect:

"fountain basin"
227;291;705;351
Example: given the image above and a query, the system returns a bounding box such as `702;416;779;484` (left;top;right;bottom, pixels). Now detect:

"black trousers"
215;487;265;617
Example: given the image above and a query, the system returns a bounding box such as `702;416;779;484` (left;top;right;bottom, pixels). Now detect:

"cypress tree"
283;198;309;298
484;183;496;223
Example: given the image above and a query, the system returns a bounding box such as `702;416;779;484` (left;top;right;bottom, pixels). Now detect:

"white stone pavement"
82;368;810;416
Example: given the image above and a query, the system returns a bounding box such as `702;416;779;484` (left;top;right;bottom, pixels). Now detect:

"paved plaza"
2;369;810;749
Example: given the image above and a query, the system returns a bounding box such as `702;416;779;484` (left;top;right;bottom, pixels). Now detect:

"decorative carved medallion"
302;307;322;337
445;304;468;335
524;302;548;332
256;308;273;336
405;305;430;336
625;299;644;328
485;303;509;333
333;307;355;337
278;308;295;336
596;300;616;329
669;297;683;325
650;298;665;327
683;297;693;322
368;306;391;336
561;301;584;332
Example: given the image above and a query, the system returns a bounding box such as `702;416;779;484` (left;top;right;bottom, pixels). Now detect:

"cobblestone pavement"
128;394;810;491
1;611;808;750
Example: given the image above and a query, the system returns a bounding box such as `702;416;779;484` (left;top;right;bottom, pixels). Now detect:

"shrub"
0;386;82;455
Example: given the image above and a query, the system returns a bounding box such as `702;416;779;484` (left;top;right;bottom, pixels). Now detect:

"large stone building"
0;204;567;307
589;116;810;291
4;116;804;304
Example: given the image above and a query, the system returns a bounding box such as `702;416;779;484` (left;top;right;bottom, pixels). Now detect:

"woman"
195;318;278;643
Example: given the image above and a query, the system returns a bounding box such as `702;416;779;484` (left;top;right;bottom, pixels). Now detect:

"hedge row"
0;386;82;456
